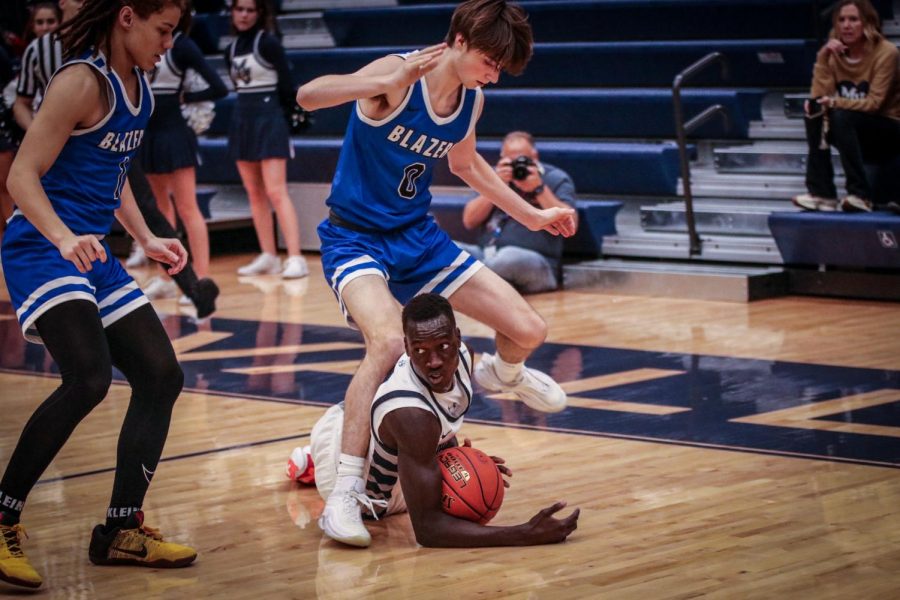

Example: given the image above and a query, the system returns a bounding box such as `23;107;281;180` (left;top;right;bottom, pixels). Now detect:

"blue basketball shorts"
317;215;483;327
1;216;149;344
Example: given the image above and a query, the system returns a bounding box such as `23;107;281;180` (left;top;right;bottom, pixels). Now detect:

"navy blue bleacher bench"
197;137;689;197
222;40;816;90
431;193;622;257
769;211;900;270
207;88;761;139
324;0;840;46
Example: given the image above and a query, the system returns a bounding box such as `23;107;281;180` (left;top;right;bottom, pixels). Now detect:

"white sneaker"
178;294;193;306
143;276;178;300
474;353;567;413
792;194;838;212
840;195;873;213
282;255;309;279
237;253;282;276
318;479;372;548
125;243;148;268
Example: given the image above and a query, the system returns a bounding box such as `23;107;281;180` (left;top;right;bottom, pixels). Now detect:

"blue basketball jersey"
327;71;483;232
37;51;153;235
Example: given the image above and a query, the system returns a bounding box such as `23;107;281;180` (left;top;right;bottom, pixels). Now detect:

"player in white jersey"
297;0;576;548
294;293;579;547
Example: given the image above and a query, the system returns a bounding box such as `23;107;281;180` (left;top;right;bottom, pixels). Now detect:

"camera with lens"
511;155;535;181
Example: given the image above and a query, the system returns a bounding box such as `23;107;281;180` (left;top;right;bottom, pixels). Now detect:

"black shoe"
190;278;219;319
886;201;900;215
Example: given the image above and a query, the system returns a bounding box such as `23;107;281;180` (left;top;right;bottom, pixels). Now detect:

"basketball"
438;445;504;524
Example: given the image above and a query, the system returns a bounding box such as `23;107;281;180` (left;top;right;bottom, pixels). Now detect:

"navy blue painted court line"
33;432;311;487
464;418;900;470
2;306;898;469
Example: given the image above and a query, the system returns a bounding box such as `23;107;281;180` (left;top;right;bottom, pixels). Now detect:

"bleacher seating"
206;88;762;138
192;0;899;288
197;137;690;197
322;0;846;47
203;40;818;89
769;211;900;270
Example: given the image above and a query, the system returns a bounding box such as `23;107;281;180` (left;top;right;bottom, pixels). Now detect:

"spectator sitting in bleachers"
457;131;578;294
792;0;900;213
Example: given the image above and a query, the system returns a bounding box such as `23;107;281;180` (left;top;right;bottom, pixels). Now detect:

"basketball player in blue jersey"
292;294;579;548
297;0;576;548
0;0;197;590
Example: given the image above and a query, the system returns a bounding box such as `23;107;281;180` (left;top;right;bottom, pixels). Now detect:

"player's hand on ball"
461;437;511;487
144;237;189;275
59;233;107;273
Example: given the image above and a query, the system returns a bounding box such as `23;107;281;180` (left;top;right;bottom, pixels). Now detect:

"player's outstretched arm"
296;43;446;112
448;133;576;238
386;409;579;547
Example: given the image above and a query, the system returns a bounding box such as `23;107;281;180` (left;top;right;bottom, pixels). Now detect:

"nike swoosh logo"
112;544;148;559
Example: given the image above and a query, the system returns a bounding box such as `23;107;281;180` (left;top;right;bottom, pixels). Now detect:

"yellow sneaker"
0;523;43;589
88;512;196;568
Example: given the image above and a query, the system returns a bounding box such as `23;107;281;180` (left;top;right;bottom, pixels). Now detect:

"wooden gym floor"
1;253;898;599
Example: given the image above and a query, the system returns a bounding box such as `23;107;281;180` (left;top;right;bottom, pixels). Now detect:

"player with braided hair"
0;0;197;590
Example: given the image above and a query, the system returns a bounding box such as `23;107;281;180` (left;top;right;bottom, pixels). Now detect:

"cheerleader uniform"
141;32;227;174
1;52;153;343
224;27;296;161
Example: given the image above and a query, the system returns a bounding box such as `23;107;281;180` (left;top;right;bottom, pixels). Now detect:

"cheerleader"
140;3;227;305
226;0;307;278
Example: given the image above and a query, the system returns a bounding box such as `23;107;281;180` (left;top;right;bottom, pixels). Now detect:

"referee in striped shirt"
12;0;82;131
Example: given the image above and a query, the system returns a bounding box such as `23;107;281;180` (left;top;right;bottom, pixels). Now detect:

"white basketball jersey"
365;345;474;515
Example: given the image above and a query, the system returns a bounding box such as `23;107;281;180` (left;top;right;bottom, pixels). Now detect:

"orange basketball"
438;445;504;524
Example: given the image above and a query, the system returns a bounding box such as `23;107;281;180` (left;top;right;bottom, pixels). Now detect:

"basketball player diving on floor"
290;294;579;547
296;0;577;548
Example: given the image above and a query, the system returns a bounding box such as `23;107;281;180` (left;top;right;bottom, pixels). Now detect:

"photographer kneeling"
792;0;900;213
458;131;577;293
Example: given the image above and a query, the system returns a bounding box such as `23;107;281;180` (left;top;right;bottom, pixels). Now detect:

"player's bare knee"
367;334;405;367
513;310;547;350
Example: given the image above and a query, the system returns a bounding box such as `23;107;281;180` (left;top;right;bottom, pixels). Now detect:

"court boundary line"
6;369;899;475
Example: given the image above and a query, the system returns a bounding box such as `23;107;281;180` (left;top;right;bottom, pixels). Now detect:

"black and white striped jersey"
365;346;474;515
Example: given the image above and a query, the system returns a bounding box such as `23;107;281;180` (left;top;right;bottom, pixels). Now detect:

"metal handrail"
672;52;730;256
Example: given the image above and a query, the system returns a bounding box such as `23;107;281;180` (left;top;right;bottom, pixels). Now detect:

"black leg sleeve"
103;303;184;511
0;301;112;515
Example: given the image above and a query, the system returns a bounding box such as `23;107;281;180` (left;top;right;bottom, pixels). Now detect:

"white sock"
337;453;365;479
493;355;524;384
